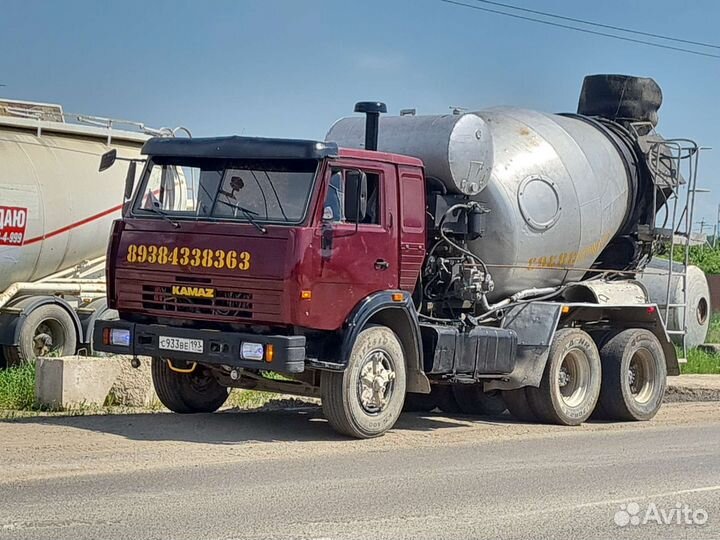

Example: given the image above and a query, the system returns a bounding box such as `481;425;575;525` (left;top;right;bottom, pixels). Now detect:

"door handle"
374;259;390;271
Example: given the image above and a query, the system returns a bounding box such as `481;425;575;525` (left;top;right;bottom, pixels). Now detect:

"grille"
141;285;254;318
115;268;284;322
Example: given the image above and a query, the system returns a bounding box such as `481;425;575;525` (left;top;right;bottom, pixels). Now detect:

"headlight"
240;342;264;361
109;328;131;347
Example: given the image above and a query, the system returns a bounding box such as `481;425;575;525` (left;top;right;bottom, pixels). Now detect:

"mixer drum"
328;107;634;299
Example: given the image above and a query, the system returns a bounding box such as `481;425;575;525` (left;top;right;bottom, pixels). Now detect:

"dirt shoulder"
0;401;717;486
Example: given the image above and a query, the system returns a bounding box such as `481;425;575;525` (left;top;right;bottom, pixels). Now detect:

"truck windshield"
133;158;318;224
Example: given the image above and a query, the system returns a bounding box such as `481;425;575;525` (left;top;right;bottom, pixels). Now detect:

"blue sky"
2;0;719;228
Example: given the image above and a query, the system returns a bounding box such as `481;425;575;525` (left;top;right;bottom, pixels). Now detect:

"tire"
526;328;601;426
598;329;666;421
578;74;662;125
3;304;78;366
151;358;229;414
502;388;537;422
453;386;507;415
403;391;436;412
432;385;461;414
321;325;406;438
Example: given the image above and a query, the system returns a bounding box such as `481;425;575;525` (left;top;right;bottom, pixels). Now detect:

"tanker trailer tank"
326;75;675;302
0;99;188;365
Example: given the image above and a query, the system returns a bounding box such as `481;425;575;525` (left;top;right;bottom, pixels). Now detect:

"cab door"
309;159;399;328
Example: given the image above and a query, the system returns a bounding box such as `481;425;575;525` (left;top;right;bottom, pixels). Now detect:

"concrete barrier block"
107;356;159;407
35;356;121;409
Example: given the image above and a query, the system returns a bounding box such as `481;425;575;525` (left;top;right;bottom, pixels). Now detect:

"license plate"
159;336;203;354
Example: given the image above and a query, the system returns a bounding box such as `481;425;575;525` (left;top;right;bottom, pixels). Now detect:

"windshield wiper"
215;199;267;234
144;205;180;228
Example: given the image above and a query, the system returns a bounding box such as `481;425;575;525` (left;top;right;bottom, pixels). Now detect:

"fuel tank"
327;107;634;298
0;99;151;291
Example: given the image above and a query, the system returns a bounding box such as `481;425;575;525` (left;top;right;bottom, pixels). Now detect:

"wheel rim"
357;349;396;414
628;348;657;404
32;319;66;357
556;348;591;408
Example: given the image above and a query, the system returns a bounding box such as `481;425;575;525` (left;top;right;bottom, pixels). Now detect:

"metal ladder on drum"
641;133;705;363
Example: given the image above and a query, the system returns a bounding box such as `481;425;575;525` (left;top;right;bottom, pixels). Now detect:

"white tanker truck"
0;99;183;365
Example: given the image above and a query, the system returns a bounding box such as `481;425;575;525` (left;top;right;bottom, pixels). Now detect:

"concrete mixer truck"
0;99;181;366
95;74;706;438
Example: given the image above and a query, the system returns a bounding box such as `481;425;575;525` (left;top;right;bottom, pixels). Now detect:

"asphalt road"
0;402;718;539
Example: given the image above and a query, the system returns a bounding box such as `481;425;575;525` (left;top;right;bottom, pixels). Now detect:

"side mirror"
99;149;117;172
344;170;367;223
124;161;137;200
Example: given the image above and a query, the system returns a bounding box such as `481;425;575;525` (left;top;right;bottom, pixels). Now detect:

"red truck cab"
97;130;433;437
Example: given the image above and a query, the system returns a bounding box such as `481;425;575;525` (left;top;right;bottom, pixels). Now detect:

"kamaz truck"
95;75;703;438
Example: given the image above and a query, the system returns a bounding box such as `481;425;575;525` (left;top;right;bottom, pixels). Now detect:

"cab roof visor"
141;136;339;160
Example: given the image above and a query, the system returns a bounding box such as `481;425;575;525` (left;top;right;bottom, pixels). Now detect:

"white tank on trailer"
0;99;182;364
0;99;155;290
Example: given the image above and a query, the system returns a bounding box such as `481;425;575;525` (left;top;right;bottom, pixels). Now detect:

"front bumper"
94;320;306;373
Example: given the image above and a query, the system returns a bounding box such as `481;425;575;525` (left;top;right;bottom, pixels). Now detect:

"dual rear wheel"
503;328;666;425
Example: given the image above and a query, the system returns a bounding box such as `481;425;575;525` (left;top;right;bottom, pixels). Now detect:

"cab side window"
323;168;381;225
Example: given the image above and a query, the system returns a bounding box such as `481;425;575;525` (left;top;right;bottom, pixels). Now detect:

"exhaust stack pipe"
354;101;387;151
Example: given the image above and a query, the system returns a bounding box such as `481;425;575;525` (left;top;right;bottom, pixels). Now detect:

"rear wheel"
453;386;507;415
321;326;406;438
526;328;601;426
3;304;77;365
502;388;537;422
151;358;229;413
598;329;666;421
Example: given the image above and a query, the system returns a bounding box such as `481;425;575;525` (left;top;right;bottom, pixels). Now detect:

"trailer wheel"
502;388;537;422
3;304;78;365
526;328;601;426
598;329;666;421
321;325;406;438
403;392;436;412
453;386;507;415
151;358;229;414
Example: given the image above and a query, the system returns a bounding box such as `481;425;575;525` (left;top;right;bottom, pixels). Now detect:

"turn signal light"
391;293;404;302
561;306;570;314
265;344;275;363
300;290;312;300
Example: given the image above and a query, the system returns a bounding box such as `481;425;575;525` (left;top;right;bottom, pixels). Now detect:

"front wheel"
321;325;406;438
151;358;229;413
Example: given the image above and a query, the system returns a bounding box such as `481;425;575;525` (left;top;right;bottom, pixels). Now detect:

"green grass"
682;348;720;374
0;362;36;410
679;313;720;374
706;313;720;344
225;389;275;409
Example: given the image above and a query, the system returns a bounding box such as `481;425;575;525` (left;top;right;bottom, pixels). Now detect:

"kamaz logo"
171;285;215;299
